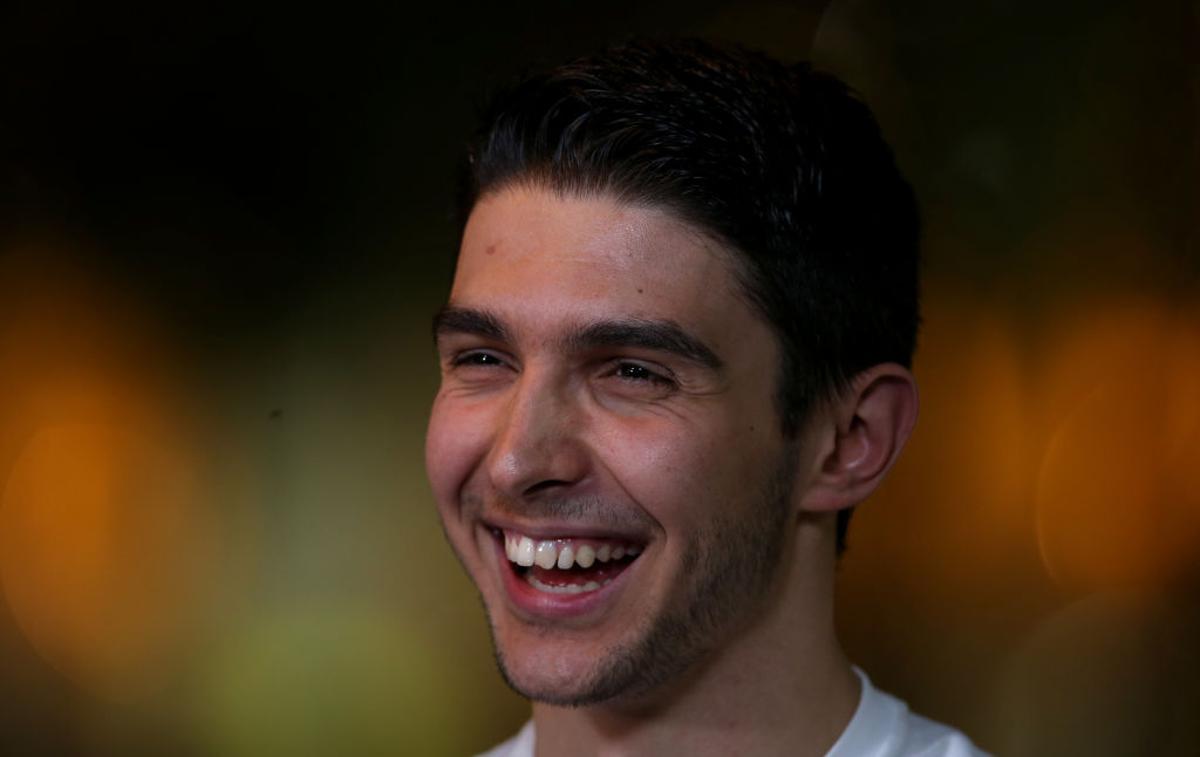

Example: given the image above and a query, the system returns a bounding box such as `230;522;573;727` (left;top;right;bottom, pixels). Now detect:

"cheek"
596;418;724;524
596;412;773;529
425;393;491;515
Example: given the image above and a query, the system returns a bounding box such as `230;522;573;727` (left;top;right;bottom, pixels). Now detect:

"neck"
530;517;860;757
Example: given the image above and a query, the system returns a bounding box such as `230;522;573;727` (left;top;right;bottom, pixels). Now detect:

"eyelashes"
446;351;677;394
451;351;507;368
610;361;673;386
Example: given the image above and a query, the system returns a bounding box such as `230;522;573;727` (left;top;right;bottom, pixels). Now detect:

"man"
426;39;985;756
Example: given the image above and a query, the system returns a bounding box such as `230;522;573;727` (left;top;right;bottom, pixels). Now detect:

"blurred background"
1;0;1197;754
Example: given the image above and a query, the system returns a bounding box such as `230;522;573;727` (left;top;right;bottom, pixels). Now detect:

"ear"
798;363;919;513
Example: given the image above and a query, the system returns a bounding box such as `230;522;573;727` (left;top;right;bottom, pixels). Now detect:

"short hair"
456;38;921;554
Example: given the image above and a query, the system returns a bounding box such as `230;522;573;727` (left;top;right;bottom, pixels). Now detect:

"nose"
486;369;590;499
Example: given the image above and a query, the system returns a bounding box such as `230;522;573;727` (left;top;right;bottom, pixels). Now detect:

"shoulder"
827;668;989;757
475;720;536;757
899;711;987;757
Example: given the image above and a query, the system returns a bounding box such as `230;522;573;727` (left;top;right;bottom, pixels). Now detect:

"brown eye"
453;351;505;367
617;363;660;382
611;362;675;389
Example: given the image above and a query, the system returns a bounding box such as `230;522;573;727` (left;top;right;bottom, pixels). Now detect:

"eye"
443;350;515;389
451;351;507;368
604;361;677;398
614;362;669;384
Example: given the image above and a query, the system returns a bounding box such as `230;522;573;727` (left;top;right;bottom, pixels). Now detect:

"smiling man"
426;40;985;756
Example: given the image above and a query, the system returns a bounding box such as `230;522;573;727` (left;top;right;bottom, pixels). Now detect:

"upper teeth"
504;533;642;569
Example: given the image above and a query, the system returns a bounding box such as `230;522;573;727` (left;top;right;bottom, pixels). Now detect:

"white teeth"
503;531;643;569
526;573;611;594
575;544;595;568
535;540;558;569
557;545;575;570
516;537;535;567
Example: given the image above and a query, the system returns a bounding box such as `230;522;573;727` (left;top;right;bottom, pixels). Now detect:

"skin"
426;185;919;756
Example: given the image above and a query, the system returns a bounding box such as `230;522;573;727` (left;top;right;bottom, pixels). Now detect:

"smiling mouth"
495;529;644;596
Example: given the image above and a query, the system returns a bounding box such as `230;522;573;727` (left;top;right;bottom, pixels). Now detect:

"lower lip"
491;532;637;620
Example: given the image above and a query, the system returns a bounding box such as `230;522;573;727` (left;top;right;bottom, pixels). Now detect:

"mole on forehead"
465;234;737;290
467;191;720;258
468;235;655;268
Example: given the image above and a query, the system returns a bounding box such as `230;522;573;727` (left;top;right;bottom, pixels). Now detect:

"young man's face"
426;186;804;705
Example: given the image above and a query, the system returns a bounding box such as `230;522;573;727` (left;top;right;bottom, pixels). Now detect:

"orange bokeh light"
1034;300;1200;591
0;248;212;701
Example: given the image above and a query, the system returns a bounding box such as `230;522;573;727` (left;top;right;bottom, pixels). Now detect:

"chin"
486;596;711;709
490;622;631;707
503;664;608;707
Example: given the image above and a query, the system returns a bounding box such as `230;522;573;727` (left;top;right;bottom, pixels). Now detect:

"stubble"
489;453;797;707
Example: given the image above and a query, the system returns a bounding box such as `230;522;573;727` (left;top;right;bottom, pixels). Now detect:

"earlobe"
798;364;919;513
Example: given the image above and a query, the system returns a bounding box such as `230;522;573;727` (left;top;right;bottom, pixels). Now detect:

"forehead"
452;186;751;335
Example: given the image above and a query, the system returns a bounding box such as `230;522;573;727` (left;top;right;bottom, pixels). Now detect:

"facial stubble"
484;455;797;707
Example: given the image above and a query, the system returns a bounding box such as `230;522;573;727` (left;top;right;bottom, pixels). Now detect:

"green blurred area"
1;1;1197;754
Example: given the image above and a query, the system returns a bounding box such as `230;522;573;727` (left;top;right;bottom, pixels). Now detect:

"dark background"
2;1;1197;754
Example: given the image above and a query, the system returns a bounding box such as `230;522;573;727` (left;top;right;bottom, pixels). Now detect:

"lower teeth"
526;573;611;594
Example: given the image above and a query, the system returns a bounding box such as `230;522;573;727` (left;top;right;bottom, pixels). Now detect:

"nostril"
525;479;572;495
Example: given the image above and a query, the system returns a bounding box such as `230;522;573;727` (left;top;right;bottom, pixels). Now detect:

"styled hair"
457;38;920;554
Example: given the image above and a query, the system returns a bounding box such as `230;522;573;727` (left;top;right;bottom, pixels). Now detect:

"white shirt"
477;668;987;757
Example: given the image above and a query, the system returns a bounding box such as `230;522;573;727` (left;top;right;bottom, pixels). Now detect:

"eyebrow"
434;305;723;371
566;318;724;371
433;306;510;343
